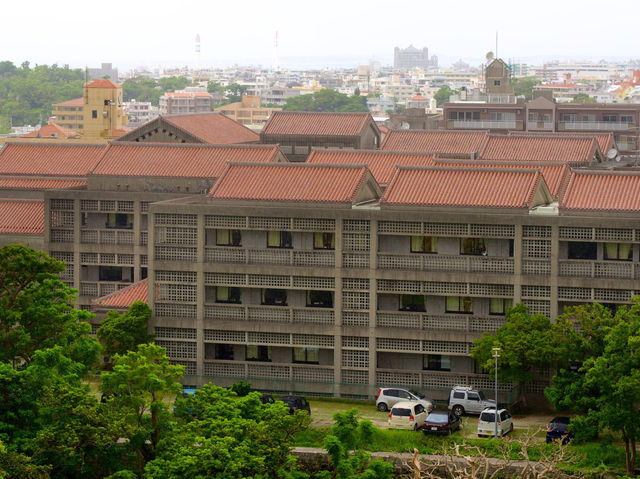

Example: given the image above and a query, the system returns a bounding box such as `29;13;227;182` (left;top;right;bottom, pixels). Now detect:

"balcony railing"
527;121;554;130
378;253;514;274
559;259;636;279
447;119;523;130
81;229;135;245
80;281;132;297
376;311;505;333
203;360;334;383
204;247;335;267
204;303;335;325
558;121;633;131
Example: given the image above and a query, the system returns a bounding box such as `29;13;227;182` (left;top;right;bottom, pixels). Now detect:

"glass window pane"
446;296;459;312
620;243;632;260
217;229;229;245
411;236;424;252
268;231;280;247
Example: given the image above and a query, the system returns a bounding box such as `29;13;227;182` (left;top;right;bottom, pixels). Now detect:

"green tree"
0;440;50;479
283;89;368;112
101;344;184;462
511;76;539;100
471;304;564;407
96;301;154;359
145;385;310;478
571;93;596;103
0;244;99;367
433;86;459;107
224;83;247;103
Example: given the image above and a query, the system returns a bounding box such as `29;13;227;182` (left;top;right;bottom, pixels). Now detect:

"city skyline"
4;0;640;71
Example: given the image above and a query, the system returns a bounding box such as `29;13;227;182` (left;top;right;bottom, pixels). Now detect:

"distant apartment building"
88;63;119;81
215;96;282;127
394;45;437;70
159;88;213;115
123;100;158;127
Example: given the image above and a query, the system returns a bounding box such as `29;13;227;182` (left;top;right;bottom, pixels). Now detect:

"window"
262;288;287;306
446;296;473;314
621;115;634;124
216;286;241;304
92;110;98;119
106;213;133;229
313;232;335;250
604;243;632;261
467;392;480;401
424;354;451;371
528;112;538;121
602;114;618;123
293;347;319;364
490;112;515;122
410;236;437;253
453;391;465;400
306;290;333;308
542;114;551;122
267;231;292;248
493;80;501;86
460;238;487;255
490;298;513;315
582;114;595;122
561;114;577;122
215;344;234;360
450;111;480;121
567;242;597;260
246;345;271;362
216;229;241;246
99;266;122;281
399;294;426;312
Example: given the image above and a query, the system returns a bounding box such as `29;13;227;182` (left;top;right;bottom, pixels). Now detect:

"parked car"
388;401;429;430
259;394;275;405
448;386;496;417
376;387;434;413
546;416;572;444
278;395;311;415
477;408;514;438
422;410;463;436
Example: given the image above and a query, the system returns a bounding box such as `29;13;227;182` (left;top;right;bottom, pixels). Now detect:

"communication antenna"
607;148;619;161
272;31;280;72
495;31;498;59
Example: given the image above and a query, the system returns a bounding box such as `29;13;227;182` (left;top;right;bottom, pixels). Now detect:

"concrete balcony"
447;119;523;130
204;303;335;325
558;121;634;132
80;280;132;297
81;228;135;245
527;121;554;131
203;360;334;383
378;253;514;274
204;247;335;267
559;259;637;279
376;311;505;333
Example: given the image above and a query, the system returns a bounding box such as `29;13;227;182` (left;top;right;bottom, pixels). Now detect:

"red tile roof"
163;113;259;144
261;112;376;137
380;130;488;156
507;132;614;157
307;149;435;186
0;199;44;235
0;177;87;190
92;279;148;307
432;159;570;200
91;143;281;178
22;124;81;139
477;135;600;164
381;167;548;209
0;143;106;177
559;170;640;212
109;127;132;138
208;163;374;203
54;97;84;106
85;79;121;89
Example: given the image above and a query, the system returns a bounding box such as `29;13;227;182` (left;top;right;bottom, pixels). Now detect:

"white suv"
376;387;433;413
477;408;514;437
448;386;496;416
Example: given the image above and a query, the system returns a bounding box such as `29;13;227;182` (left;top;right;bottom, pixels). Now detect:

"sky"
3;0;639;71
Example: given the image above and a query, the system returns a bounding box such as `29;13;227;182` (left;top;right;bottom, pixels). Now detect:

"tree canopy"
121;76;191;106
283;89;369;112
511;76;539;100
97;301;154;359
433;86;459;107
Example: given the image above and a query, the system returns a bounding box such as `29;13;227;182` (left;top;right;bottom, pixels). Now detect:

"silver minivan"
376;387;433;412
448;386;496;416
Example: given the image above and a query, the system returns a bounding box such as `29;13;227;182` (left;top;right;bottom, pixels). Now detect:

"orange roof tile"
22;124;81;139
208;163;374;203
559;170;640;212
0;199;44;235
261;112;376;137
477;135;599;164
508;131;614;157
92;279;148;307
380;130;488;156
54;97;84;106
0;177;86;190
432;159;570;200
91;143;281;178
0;143;106;177
381;167;547;209
85;79;121;89
307;149;435;186
163;113;259;144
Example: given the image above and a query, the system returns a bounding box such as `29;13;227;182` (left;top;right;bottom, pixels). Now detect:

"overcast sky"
3;0;639;71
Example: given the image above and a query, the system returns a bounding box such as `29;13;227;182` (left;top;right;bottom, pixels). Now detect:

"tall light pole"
492;347;501;438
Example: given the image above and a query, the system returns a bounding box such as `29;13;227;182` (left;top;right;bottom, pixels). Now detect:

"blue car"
546;416;572;444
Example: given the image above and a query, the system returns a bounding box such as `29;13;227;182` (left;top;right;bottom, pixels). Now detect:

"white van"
387;401;429;430
477;408;514;437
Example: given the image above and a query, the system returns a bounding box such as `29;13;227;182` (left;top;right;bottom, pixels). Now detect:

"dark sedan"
422;410;462;435
279;395;311;415
546;416;572;444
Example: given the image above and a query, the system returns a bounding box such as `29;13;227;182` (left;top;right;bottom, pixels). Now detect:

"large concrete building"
394;45;436;71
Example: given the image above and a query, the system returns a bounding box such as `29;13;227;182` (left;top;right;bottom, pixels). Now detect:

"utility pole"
492;347;501;438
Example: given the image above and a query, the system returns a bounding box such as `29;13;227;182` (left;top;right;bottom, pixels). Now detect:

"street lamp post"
492;347;501;438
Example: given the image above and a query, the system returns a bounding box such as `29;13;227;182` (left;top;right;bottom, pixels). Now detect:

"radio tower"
194;33;201;80
272;31;280;72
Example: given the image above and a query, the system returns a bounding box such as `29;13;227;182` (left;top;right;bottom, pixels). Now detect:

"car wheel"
414;423;419;431
510;423;514;434
377;402;388;412
447;427;452;436
452;405;464;417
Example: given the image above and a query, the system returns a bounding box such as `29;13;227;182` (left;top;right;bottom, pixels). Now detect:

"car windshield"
480;412;496;422
426;412;448;424
391;408;411;417
409;390;425;399
280;398;296;406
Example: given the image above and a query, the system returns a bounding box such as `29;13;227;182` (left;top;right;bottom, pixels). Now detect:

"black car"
546;416;572;444
278;395;311;415
422;410;463;435
259;394;275;405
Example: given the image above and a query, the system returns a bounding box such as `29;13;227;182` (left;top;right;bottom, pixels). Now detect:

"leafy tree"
511;76;539;100
0;440;50;479
145;385;310;478
571;93;596;103
0;244;99;368
433;86;459;107
224;83;247;103
101;344;184;462
283;89;368;112
471;304;566;407
96;301;153;359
